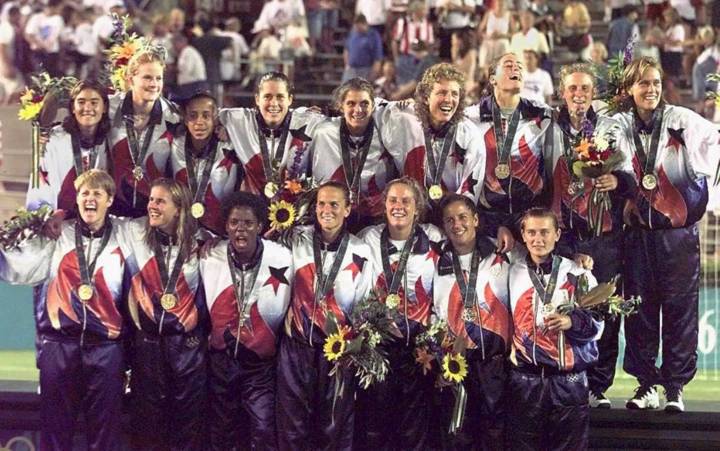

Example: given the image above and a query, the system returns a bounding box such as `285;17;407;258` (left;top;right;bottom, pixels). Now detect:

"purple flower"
623;37;635;65
580;116;595;140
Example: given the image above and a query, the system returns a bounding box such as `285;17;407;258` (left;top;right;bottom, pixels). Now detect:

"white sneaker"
626;385;659;410
664;388;684;413
589;390;612;409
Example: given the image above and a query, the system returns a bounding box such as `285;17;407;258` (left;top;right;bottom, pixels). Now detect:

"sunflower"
323;332;346;362
18;100;43;121
268;200;296;230
110;39;140;62
442;352;468;383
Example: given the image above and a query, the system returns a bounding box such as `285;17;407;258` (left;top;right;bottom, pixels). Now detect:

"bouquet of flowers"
266;150;316;231
558;274;642;319
414;319;469;434
0;205;54;251
596;38;635;116
18;72;78;188
570;117;624;237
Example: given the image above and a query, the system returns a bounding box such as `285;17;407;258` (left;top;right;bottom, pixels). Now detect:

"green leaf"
324;311;339;335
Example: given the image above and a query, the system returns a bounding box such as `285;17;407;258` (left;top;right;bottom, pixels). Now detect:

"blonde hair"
558;62;596;92
126;48;167;79
620;56;664;111
74;169;116;198
145;178;197;262
414;63;466;129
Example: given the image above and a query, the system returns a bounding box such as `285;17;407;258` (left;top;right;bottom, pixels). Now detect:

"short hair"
354;14;368;25
414;63;466;129
182;92;218;116
332;77;375;113
487;52;519;82
520;207;559;231
221;191;268;232
383;176;427;223
316;180;351;206
126;48;167;82
439;193;478;218
558;62;597;92
74;169;115;198
146;178;197;261
254;71;294;97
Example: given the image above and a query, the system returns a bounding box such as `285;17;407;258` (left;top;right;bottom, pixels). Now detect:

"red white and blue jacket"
509;254;603;372
286;225;374;345
169;131;242;236
200;239;293;359
434;237;511;358
614;104;720;229
358;223;443;341
26;125;109;214
116;217;205;336
108;92;181;216
0;219;126;341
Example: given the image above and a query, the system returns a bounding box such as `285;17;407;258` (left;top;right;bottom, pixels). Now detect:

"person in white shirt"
509;10;550;60
0;5;22;104
171;33;208;98
24;0;64;76
520;49;553;105
218;17;249;83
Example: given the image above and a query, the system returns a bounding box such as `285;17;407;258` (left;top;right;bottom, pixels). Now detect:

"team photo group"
0;22;718;451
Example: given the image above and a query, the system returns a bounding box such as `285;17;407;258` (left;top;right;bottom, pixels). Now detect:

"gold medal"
191;202;205;219
642;173;658;191
462;307;477;322
428;184;443;200
77;284;94;302
542;303;555;315
264;182;278;199
385;293;401;309
494;163;510;180
132;165;144;181
160;293;177;310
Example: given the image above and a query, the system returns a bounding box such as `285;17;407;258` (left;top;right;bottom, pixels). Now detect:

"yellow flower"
111;67;128;92
19;88;35;105
323;332;346;361
111;40;140;61
442;352;468;383
268;200;296;230
18;100;43;121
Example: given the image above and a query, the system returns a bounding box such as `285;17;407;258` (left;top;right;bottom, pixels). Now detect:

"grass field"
1;350;719;401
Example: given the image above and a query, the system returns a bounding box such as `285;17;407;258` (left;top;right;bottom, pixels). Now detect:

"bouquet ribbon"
449;383;467;434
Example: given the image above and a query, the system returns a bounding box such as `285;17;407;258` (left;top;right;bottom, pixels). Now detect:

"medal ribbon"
152;234;185;297
380;227;416;295
631;108;664;177
312;232;350;300
184;133;218;204
74;218;113;288
124;118;156;207
491;101;521;176
227;244;261;354
423;124;457;187
71;135;100;176
450;247;481;310
256;112;292;184
527;255;561;307
340;118;375;201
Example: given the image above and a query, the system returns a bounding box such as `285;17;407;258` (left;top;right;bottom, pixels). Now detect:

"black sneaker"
589;390;612;408
664;387;684;413
626;384;659;409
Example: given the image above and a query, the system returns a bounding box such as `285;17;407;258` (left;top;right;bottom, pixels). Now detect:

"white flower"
594;135;609;152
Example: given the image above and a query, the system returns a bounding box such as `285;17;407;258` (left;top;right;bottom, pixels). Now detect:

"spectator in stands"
477;0;512;83
342;14;383;82
645;0;669;27
0;5;23;104
92;1;126;53
391;0;434;85
317;0;340;53
660;7;686;85
389;40;440;100
590;42;610;93
452;28;478;101
618;56;720;413
510;10;551;71
192;18;231;101
520;49;553;105
24;0;64;76
66;8;97;79
692;26;720;112
560;0;592;61
171;33;208;101
374;58;398;98
218;18;250;83
529;0;555;47
436;0;476;60
355;0;390;42
607;5;640;58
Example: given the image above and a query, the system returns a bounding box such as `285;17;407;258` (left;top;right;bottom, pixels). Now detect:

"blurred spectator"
452;28;477;99
509;11;550;61
150;15;173;54
560;0;592;61
66;7;96;78
355;0;391;40
590;42;609;94
192;18;231;100
436;0;476;60
660;7;685;84
374;58;398;98
645;0;669;27
168;8;186;34
529;0;556;49
389;40;439;99
218;18;250;83
0;5;22;104
342;14;383;82
252;0;306;40
92;1;126;51
391;0;434;85
635;22;664;61
520;49;553;105
478;0;512;80
609;0;641;20
691;26;719;109
607;5;639;58
172;33;208;100
318;0;340;53
671;0;698;25
24;0;64;76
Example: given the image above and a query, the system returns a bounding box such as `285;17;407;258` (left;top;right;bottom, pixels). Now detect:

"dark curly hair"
221;191;269;233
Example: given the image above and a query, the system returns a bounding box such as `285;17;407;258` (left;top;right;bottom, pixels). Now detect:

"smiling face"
521;216;561;263
385;182;418;235
76;183;113;231
129;61;164;104
255;79;293;128
428;79;460;128
226;206;260;258
442;200;478;254
315;185;351;237
628;67;662;118
341;88;374;135
491;53;524;93
147;185;180;234
562;72;595;122
184;96;216;142
72;88;105;132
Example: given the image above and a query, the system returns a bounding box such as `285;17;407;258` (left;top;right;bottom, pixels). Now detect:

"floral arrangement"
266;151;316;231
596;37;635;115
18;72;77;122
105;14;166;92
414;319;468;434
558;274;642;319
0;205;54;251
569;117;624;237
